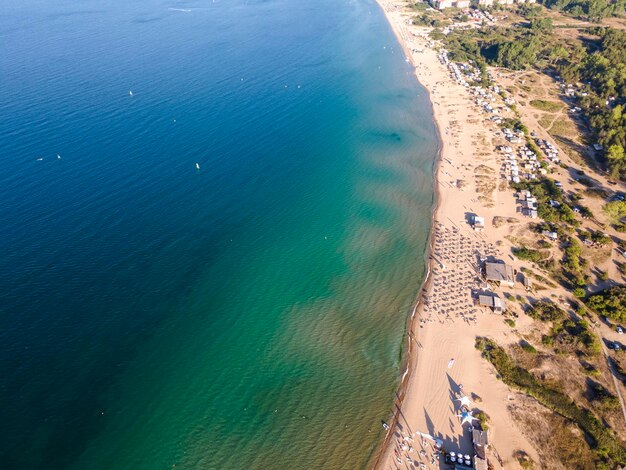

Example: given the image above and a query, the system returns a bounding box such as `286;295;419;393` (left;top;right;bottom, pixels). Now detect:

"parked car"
618;326;624;335
611;342;621;351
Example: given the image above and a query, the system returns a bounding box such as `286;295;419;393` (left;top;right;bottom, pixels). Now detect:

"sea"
0;0;438;468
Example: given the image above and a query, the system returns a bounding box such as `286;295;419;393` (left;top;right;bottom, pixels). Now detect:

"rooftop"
485;262;514;283
473;216;485;226
474;456;488;470
472;429;489;463
478;294;505;311
472;428;488;447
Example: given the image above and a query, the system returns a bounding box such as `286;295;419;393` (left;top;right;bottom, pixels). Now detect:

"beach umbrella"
456;395;471;408
458;410;477;426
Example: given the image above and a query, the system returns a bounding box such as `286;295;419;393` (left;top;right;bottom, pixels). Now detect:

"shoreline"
368;149;442;469
370;1;540;468
368;1;445;467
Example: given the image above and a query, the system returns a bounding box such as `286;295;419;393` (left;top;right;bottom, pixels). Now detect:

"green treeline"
541;0;626;22
560;27;626;178
439;18;626;179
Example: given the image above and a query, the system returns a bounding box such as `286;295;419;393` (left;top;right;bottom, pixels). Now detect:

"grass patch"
584;187;610;199
475;175;496;195
492;216;519;228
474;164;495;174
530;99;564;112
538;115;554;129
549;119;579;140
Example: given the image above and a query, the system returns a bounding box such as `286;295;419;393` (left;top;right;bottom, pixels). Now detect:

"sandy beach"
372;1;543;468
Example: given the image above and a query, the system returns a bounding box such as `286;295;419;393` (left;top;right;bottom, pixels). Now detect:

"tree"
497;37;541;70
587;0;613;22
587;286;626;322
573;287;587;298
607;145;625;178
603;200;626;223
548;44;569;65
529;17;554;34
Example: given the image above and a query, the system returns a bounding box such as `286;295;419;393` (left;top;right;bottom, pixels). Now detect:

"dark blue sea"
0;0;438;468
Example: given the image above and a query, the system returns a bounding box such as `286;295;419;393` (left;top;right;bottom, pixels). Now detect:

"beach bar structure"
484;262;514;287
472;429;489;470
446;429;490;469
478;293;505;313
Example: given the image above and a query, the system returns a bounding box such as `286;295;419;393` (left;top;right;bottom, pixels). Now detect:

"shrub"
587;380;620;412
515;450;534;469
537;240;552;249
520;340;537;353
582;363;601;376
475;410;490;431
513;247;548;262
591;231;610;246
474;337;626;466
528;301;566;322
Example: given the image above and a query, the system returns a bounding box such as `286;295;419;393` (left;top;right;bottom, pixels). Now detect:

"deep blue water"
0;0;438;468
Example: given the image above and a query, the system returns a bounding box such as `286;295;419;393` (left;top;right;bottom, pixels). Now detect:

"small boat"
195;163;200;170
57;154;61;159
129;90;133;97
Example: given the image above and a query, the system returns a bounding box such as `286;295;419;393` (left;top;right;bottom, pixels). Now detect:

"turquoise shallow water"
0;0;438;468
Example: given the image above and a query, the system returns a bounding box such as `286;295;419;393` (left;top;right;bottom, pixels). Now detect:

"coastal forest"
435;4;626;179
542;0;626;22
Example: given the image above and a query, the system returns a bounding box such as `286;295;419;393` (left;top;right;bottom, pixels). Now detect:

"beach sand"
372;2;541;468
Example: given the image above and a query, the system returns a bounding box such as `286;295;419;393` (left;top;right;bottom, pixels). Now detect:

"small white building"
543;230;558;241
472;216;486;231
